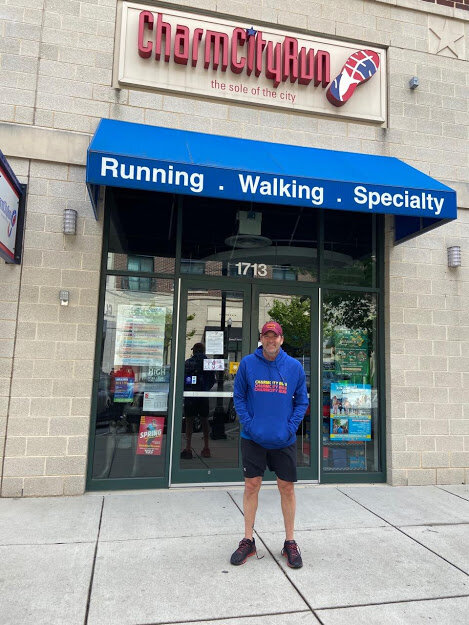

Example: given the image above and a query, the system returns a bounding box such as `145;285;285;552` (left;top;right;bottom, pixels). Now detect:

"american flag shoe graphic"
326;49;380;107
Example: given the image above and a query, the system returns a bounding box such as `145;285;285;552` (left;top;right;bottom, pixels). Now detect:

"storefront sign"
136;416;165;455
0;151;24;264
87;120;458;221
116;2;386;123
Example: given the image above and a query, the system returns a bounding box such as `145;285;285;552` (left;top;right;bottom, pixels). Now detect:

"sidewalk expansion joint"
314;592;469;612
338;488;469;578
436;486;469;504
83;496;105;625
133;609;312;625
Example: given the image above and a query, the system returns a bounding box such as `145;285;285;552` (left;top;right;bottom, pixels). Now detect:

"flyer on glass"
330;382;372;441
136;416;165;455
115;304;166;367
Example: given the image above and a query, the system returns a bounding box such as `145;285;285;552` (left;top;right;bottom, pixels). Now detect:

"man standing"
230;321;309;568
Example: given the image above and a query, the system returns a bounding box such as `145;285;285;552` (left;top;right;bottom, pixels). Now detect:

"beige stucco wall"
0;0;468;494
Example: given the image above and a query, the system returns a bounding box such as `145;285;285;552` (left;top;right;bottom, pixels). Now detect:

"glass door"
252;285;319;481
170;279;251;484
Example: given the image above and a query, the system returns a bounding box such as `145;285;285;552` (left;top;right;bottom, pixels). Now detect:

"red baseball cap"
261;321;283;336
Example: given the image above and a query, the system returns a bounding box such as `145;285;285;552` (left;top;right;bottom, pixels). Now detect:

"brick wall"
0;0;468;493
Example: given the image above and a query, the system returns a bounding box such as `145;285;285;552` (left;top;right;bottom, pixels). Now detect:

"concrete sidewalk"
1;484;469;625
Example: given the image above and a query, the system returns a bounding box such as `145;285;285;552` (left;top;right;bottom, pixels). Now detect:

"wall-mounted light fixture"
63;209;77;235
409;76;419;90
59;290;70;306
447;246;461;268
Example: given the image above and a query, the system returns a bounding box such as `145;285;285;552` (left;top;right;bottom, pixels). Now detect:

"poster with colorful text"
136;416;165;455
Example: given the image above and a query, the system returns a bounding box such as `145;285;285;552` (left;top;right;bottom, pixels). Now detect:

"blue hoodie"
234;346;309;450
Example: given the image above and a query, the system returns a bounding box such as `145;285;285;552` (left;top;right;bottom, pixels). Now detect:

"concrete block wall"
0;159;102;497
0;0;468;493
386;210;469;486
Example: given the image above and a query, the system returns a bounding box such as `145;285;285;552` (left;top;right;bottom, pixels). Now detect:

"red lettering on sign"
282;37;298;83
136;11;334;91
265;41;282;88
255;31;267;77
191;28;203;67
231;28;246;74
315;50;330;87
138;10;153;59
155;13;171;62
298;47;314;85
174;25;189;65
204;31;229;71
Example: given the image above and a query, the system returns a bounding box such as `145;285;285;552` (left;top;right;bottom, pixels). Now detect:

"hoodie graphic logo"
254;380;287;394
326;49;380;107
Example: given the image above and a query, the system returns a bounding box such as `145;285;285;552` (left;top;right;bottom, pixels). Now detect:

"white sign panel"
0;164;20;262
143;391;168;411
117;2;386;123
203;358;225;371
205;331;224;354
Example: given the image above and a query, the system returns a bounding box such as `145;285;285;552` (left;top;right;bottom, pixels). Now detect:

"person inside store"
181;342;215;460
230;321;309;568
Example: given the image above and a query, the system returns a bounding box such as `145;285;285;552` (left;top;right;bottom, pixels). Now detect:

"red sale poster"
136;416;165;456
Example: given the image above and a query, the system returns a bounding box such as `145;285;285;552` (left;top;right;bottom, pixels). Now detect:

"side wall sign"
116;2;387;123
0;151;25;264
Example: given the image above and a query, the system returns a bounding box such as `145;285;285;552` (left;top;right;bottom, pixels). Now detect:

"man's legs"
183;416;193;451
201;418;210;457
243;476;262;540
277;477;296;541
277;477;303;568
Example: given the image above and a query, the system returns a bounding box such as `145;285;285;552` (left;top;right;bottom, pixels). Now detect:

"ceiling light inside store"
224;210;272;248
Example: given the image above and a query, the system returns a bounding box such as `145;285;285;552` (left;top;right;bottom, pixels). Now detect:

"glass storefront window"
181;197;318;282
92;276;174;479
179;289;244;470
323;210;376;287
106;188;176;274
322;291;379;473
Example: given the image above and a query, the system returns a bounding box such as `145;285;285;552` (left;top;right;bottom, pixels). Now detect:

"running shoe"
282;540;303;568
230;537;256;565
326;49;380;107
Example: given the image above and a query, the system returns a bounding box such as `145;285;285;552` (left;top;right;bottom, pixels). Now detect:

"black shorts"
184;397;209;419
241;438;297;482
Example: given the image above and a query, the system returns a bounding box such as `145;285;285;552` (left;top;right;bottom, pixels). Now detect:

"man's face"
260;331;284;360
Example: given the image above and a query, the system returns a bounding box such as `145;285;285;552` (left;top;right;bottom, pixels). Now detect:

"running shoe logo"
7;210;17;237
326;49;380;107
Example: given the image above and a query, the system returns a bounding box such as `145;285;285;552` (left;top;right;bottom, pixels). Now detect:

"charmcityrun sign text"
117;3;387;123
137;12;330;89
94;155;451;219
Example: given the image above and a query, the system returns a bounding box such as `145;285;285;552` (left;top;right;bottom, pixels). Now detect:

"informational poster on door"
115;304;166;367
334;330;369;376
114;375;135;403
330;382;371;441
205;331;224;355
136;416;165;455
143;391;168;412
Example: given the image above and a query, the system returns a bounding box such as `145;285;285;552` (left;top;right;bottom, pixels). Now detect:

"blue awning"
86;119;457;244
